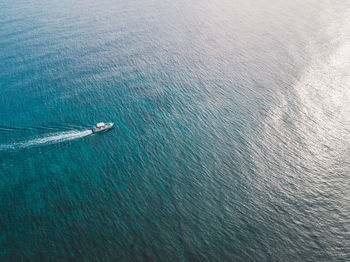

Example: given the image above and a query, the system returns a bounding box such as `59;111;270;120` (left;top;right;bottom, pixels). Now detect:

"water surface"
0;0;349;260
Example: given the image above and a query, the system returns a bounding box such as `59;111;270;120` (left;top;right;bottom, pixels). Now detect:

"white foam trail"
0;130;92;150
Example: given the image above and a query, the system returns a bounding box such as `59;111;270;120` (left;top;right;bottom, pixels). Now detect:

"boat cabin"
96;122;105;128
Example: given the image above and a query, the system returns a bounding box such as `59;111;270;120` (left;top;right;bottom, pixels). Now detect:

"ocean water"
0;0;349;260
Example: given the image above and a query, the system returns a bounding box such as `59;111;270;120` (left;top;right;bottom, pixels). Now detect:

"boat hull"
92;122;114;133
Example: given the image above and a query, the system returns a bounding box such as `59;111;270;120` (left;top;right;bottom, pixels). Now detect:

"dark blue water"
1;0;349;260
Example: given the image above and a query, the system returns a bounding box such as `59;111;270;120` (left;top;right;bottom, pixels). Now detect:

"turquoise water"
1;0;350;260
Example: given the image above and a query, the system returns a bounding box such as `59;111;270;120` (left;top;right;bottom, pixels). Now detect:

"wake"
0;129;92;150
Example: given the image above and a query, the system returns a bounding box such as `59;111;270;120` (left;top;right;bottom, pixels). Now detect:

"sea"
0;0;349;260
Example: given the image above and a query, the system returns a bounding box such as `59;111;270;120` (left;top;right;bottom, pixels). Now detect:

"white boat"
92;122;114;133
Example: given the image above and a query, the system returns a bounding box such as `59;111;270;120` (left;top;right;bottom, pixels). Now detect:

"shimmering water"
1;0;349;260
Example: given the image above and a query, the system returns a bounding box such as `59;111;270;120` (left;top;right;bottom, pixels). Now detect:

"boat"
92;122;114;133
